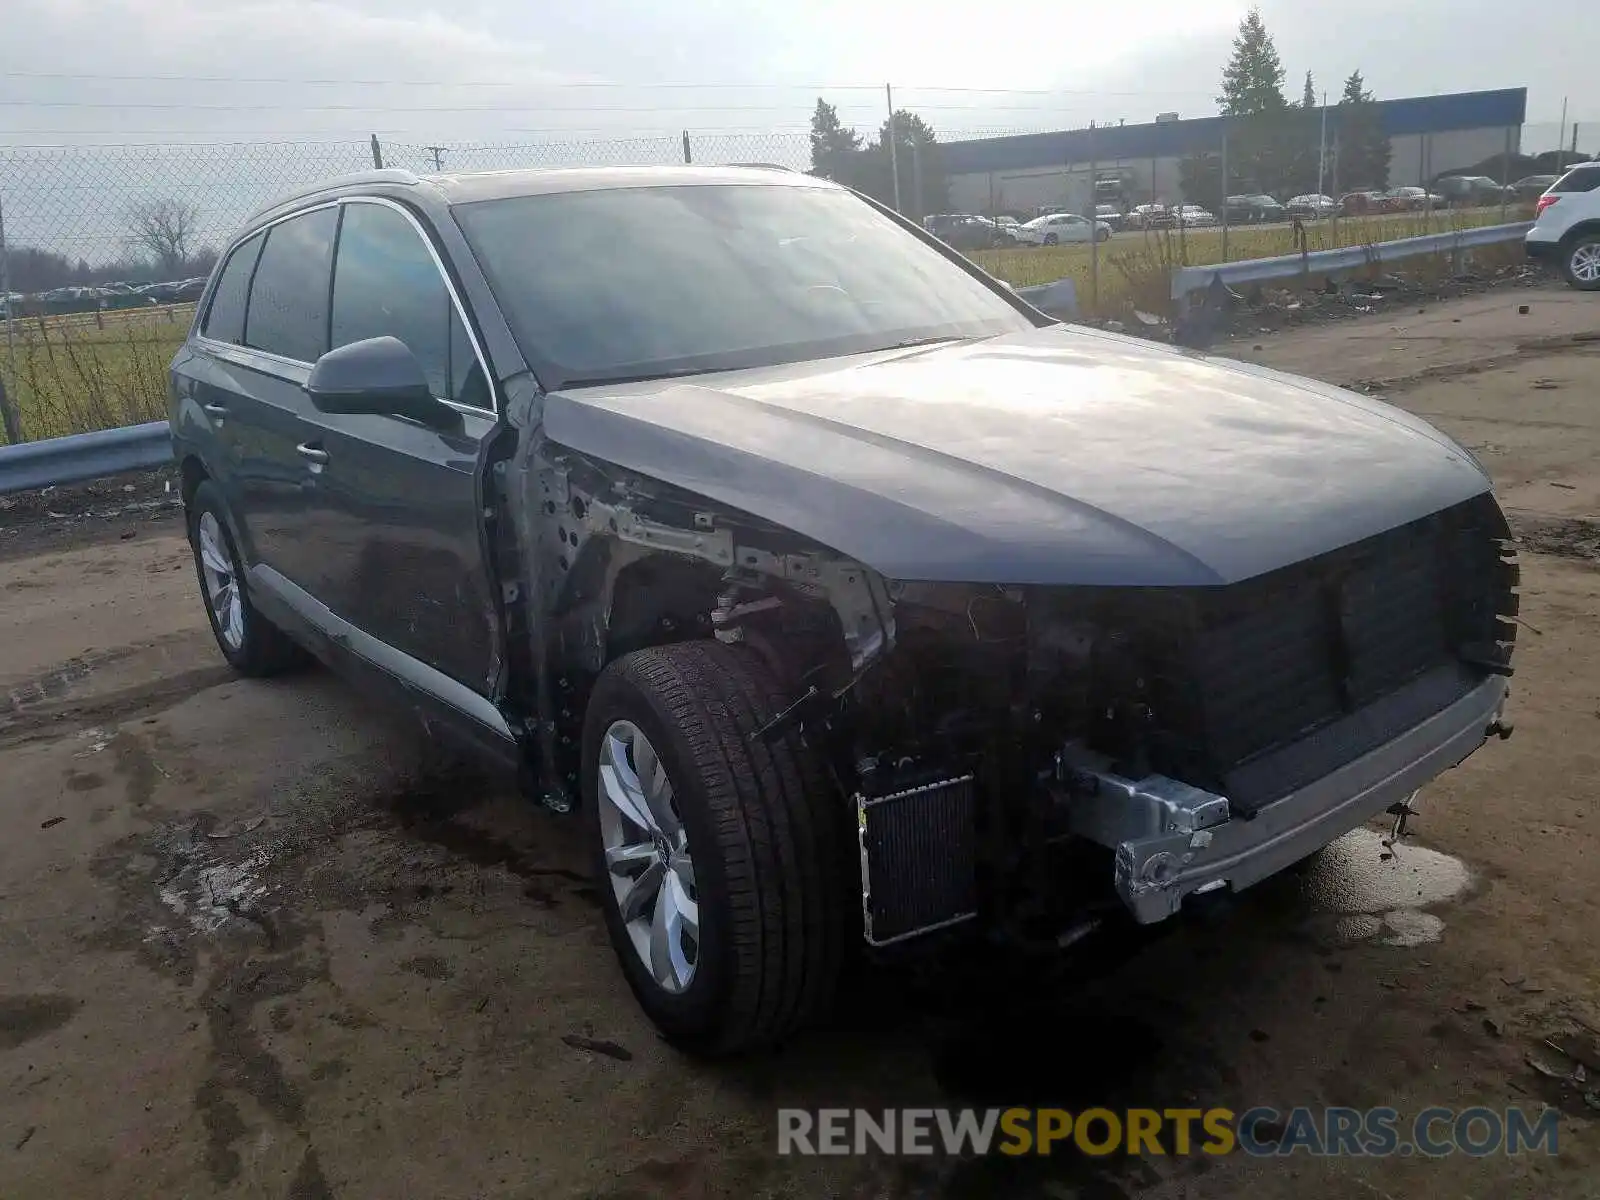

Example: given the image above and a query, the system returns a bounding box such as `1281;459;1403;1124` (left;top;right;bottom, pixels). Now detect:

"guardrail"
1170;220;1534;303
0;421;171;496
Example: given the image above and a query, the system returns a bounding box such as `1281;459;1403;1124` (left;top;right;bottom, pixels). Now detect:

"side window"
245;207;338;363
201;232;264;345
1553;168;1600;194
332;202;463;402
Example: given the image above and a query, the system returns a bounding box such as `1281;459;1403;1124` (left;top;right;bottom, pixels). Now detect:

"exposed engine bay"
503;446;1520;951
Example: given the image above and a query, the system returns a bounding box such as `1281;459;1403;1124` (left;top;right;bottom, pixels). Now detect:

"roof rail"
724;162;799;172
247;168;422;222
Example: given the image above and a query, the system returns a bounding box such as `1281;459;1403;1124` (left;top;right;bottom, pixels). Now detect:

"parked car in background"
1512;175;1560;200
1382;186;1444;211
1170;205;1217;227
1127;203;1175;230
1015;212;1111;245
1286;194;1338;219
1339;190;1396;217
1224;194;1287;223
924;213;1016;251
1525;161;1600;290
1433;175;1512;207
1094;204;1125;231
170;163;1518;1054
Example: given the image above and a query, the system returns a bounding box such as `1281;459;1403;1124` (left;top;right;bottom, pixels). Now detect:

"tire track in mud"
0;633;231;749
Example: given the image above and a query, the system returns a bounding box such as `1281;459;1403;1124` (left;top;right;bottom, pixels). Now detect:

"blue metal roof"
940;88;1528;174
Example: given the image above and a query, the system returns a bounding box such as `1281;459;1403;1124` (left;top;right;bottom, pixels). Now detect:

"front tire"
1043;233;1059;246
1562;235;1600;291
187;480;307;676
582;641;850;1055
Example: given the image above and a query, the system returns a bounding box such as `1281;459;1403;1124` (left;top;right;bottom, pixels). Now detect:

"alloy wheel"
597;720;699;993
197;511;244;651
1571;243;1600;285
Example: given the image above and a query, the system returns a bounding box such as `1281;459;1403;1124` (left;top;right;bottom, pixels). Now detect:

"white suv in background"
1526;163;1600;290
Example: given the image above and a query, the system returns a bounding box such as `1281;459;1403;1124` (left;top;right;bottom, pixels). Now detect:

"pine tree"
1302;72;1317;109
1218;8;1287;116
808;99;862;184
860;110;947;219
1336;71;1392;189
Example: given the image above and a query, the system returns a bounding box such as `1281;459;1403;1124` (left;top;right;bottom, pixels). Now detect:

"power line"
0;99;1193;113
0;70;1216;97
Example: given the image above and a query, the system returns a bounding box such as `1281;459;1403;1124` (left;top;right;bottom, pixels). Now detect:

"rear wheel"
582;640;850;1055
187;481;307;676
1562;235;1600;291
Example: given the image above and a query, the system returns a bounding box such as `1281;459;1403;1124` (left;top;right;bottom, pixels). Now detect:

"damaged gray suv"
170;165;1518;1054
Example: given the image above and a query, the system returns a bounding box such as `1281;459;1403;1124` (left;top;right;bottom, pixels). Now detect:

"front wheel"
1043;233;1059;246
582;640;851;1055
1095;228;1109;243
1562;235;1600;291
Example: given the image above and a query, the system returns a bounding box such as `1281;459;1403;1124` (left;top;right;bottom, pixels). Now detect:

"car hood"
541;325;1491;587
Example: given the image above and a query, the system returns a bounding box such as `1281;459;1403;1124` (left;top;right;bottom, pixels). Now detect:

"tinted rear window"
1552;167;1600;194
245;207;339;362
201;232;263;345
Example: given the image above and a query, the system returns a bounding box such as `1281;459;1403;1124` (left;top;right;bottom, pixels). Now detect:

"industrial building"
941;87;1528;215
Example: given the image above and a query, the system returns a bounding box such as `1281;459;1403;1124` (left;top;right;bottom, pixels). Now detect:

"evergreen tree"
1218;8;1288;116
808;99;862;185
1336;71;1392;189
1302;72;1317;109
859;110;947;219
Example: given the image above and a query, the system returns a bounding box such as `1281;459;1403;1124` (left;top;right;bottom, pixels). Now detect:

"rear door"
297;197;502;702
177;229;264;505
195;206;338;587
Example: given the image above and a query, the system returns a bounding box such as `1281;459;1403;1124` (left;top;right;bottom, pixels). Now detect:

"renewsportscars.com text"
777;1106;1561;1158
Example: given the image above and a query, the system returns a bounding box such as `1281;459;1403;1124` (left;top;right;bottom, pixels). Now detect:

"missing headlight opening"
513;448;1517;950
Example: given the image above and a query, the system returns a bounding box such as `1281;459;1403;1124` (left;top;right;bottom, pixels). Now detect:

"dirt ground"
3;285;1599;1200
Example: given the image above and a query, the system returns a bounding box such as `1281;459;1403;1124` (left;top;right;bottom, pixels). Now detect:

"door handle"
296;442;330;465
202;402;228;416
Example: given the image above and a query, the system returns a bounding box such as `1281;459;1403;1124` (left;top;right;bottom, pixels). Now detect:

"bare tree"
127;197;200;277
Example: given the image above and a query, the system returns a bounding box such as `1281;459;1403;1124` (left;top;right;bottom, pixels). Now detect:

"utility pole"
1557;97;1568;172
1316;92;1328;201
886;82;902;213
426;146;446;172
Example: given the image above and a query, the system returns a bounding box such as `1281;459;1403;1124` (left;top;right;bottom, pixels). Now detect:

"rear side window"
1552;167;1600;194
201;232;263;344
245;207;339;362
331;202;485;407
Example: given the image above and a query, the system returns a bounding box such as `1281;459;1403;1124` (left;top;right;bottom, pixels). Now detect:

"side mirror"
304;335;457;429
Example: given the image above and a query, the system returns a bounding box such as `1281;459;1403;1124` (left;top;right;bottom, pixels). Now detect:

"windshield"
453;181;1035;389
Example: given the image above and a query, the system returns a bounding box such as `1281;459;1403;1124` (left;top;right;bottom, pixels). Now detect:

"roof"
423;164;822;205
940;88;1529;176
247;164;823;226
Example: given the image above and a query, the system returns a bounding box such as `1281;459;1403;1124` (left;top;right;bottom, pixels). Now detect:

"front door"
297;197;502;698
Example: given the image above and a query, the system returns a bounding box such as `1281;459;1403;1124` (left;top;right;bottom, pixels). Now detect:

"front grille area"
1137;493;1517;809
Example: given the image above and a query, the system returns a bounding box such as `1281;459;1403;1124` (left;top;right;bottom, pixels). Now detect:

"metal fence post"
682;131;692;165
370;135;385;169
1219;119;1229;263
0;190;23;446
1087;122;1099;314
1501;126;1512;221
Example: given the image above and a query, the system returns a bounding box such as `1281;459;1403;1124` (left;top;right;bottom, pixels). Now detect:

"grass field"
0;205;1533;442
1;305;191;441
970;205;1535;311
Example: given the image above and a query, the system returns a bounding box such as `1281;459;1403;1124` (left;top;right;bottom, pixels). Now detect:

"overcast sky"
1;0;1594;150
